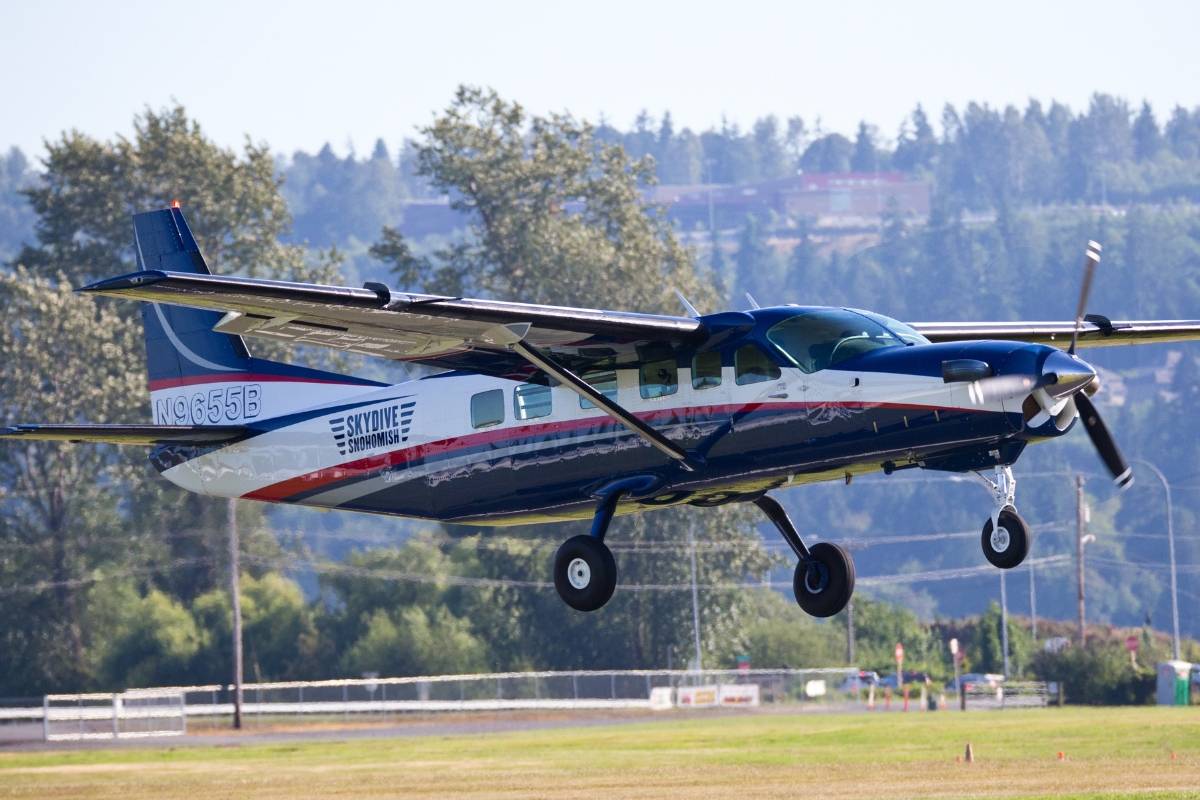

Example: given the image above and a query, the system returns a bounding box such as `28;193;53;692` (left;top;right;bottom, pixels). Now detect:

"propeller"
958;240;1132;489
1065;240;1132;489
1075;392;1133;489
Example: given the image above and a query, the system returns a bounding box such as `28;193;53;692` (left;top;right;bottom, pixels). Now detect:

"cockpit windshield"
853;310;930;347
766;309;910;373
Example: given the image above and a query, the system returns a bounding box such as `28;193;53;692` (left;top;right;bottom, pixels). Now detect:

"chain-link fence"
172;668;861;724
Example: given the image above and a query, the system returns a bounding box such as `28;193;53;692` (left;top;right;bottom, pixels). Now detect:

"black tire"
793;542;855;618
981;507;1030;569
554;535;617;612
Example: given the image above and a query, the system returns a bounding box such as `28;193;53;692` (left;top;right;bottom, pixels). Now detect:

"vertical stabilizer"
134;206;387;425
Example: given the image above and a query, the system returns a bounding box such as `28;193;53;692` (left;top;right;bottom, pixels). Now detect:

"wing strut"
508;340;697;471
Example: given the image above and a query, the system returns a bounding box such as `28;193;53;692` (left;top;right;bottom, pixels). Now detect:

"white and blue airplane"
5;206;1200;617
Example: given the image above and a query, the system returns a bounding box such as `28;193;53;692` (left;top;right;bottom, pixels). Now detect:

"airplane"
5;206;1200;618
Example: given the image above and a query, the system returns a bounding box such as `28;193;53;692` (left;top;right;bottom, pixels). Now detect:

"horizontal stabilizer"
0;424;247;446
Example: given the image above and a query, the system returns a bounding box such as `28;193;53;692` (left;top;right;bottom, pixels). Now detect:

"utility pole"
999;570;1010;678
1028;560;1038;643
687;526;703;672
228;498;244;729
1075;475;1087;646
1133;460;1182;661
846;598;856;664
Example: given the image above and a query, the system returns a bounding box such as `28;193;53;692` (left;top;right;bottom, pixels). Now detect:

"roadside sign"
1126;635;1139;653
895;642;904;663
949;638;959;656
736;654;751;673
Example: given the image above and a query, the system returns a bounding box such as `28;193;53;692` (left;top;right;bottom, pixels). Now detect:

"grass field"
0;707;1198;799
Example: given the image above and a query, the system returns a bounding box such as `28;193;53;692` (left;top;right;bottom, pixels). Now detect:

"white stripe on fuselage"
160;366;1008;506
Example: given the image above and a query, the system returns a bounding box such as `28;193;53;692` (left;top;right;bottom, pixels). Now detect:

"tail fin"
135;206;387;425
136;206;255;388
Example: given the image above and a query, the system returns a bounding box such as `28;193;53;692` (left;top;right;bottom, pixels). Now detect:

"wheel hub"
567;557;591;590
990;525;1011;553
803;561;829;595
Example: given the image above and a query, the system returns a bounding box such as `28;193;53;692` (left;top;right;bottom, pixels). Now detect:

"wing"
82;270;704;377
0;424;247;445
909;317;1200;349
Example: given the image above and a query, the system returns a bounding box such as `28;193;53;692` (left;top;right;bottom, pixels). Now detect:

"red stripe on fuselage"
148;373;381;391
239;400;980;503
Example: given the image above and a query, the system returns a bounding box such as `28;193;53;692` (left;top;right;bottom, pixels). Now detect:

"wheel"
981;506;1030;569
554;535;617;612
793;542;855;618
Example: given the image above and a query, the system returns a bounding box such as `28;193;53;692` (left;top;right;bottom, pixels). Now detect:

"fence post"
41;696;48;741
610;673;616;700
111;693;120;738
572;674;578;700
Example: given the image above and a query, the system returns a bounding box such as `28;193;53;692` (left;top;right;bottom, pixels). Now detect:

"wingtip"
79;270;168;293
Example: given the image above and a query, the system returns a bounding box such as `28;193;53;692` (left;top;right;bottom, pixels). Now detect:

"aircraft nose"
1042;349;1097;398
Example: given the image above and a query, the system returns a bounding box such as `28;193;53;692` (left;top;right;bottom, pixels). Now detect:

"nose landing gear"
973;465;1031;569
755;495;855;617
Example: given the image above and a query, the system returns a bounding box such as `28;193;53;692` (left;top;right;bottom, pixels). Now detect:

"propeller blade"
1069;241;1102;355
1075;392;1133;489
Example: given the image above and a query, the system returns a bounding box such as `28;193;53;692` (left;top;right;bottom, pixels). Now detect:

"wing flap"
0;424;248;446
910;319;1200;348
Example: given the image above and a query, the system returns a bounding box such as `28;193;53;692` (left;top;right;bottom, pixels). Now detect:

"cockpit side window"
735;344;781;385
767;310;904;373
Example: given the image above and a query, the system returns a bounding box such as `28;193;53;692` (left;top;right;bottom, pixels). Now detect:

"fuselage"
152;307;1077;526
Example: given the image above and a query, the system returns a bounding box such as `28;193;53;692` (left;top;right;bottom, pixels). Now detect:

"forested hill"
1;93;1199;696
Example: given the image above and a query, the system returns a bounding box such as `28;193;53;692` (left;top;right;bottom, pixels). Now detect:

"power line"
0;557;215;596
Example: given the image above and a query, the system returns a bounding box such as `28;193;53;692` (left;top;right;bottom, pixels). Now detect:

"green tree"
89;584;201;689
191;572;317;682
1132;101;1163;162
341;606;487;677
0;269;146;692
12;105;337;605
372;86;715;312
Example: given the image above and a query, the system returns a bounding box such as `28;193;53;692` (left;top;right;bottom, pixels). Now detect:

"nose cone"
1042;350;1097;398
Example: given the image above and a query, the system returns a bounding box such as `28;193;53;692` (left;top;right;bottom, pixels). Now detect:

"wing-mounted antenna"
745;292;761;310
674;289;701;319
1070;241;1102;355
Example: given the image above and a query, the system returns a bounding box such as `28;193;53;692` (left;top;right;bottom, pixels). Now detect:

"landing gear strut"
972;465;1031;569
755;495;855;617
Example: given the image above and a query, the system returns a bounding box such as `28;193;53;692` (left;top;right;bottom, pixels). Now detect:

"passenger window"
579;371;618;409
513;383;552;420
639;351;678;399
470;389;505;428
691;351;722;390
735;344;782;385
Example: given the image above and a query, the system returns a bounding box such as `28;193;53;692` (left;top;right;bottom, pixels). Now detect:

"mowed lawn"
0;707;1198;799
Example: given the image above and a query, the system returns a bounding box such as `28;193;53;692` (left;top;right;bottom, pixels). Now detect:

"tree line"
1;89;1199;698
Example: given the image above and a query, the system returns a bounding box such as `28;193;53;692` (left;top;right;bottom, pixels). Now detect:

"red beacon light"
170;199;181;209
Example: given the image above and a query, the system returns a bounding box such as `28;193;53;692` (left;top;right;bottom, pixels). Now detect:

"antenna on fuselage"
745;292;761;310
674;289;701;318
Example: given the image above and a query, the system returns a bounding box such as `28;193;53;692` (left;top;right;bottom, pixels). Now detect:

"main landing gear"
755;495;855;617
973;465;1031;569
552;479;854;617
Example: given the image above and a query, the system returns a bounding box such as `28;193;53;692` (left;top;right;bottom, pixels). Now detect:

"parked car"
945;673;1005;692
837;670;880;692
879;671;932;689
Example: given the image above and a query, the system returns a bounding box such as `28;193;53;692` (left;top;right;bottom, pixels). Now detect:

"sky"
3;0;1199;160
